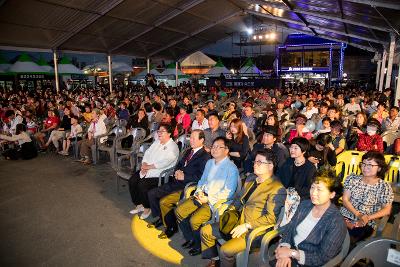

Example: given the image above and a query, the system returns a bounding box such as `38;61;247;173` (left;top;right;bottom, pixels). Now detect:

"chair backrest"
109;125;126;137
341;238;400;267
322;231;350;267
176;134;190;152
391;212;400;240
382;130;400;147
149;121;159;134
384;155;400;183
130;127;147;149
219;120;229;130
335;150;364;181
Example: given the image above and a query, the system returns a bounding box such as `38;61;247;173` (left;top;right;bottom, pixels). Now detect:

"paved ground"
0;153;208;267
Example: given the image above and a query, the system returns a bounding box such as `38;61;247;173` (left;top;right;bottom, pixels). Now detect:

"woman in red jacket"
356;118;384;153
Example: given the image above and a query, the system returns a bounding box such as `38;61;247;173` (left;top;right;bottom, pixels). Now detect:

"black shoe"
181;240;195;249
158;227;177;239
188;247;201;256
147;218;163;229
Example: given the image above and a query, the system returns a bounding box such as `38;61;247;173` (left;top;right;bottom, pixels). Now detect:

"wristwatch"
290;250;298;258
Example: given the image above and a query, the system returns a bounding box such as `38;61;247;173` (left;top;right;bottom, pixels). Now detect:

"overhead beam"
46;0;125;48
259;21;378;52
110;0;206;52
280;0;318;36
248;10;388;45
343;0;400;10
147;10;241;57
246;0;392;32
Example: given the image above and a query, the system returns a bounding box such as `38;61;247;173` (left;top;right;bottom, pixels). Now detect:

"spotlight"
258;35;263;39
253;36;257;40
246;28;253;35
265;34;270;39
270;32;276;39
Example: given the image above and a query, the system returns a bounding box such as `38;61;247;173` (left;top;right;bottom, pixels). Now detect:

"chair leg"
116;175;120;194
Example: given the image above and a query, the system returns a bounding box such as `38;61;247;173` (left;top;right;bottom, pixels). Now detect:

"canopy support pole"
147;58;150;74
396;71;400;107
375;58;381;89
378;50;387;92
175;62;178;87
108;54;112;93
53;50;59;94
385;34;396;89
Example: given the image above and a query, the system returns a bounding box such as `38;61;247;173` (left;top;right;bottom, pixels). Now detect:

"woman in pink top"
288;114;313;143
176;105;191;133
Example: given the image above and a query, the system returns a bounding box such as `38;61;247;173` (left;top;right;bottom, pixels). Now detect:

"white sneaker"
140;210;152;220
129;205;144;215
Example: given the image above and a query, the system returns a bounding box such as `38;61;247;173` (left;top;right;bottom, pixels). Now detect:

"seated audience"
176;105;191;133
346;112;367;150
59;115;82;156
203;113;225;152
277;137;316;199
226;118;250;168
288;114;312;143
382;106;400;131
274;172;347;267
308;133;336;170
34;109;60;150
147;130;210;238
128;123;179;219
44;107;71;151
191;109;209;131
0;123;37;160
356;118;384;153
330;120;346;155
201;149;287;267
340;151;393;244
175;137;239;256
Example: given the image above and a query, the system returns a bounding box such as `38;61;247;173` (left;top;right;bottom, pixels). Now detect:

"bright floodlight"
270;32;276;39
230;69;235;74
265;34;270;39
253;36;257;40
258;35;263;39
246;28;253;35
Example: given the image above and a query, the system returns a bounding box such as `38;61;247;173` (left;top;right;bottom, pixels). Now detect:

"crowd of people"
0;82;397;266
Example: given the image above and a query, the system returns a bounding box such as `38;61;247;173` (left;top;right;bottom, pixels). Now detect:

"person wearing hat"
244;125;289;173
176;104;191;133
329;120;346;155
205;99;218;117
356;118;384;153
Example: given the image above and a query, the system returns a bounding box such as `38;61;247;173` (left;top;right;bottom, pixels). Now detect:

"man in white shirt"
128;123;179;219
382;106;400;131
77;108;107;164
4;110;23;135
191;109;209;131
301;100;319;119
343;95;361;115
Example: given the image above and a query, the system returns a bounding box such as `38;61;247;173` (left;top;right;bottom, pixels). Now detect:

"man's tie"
184;149;194;166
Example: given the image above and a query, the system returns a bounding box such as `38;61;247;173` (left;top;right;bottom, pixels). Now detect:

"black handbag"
219;209;241;239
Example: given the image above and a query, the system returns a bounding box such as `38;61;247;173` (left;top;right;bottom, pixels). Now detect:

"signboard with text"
280;67;330;72
206;78;279;88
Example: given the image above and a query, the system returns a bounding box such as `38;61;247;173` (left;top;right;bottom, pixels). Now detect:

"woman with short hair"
340;151;393;243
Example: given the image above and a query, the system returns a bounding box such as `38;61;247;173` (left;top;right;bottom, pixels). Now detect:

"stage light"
265;34;270;39
270;32;276;39
253;36;257;40
230;69;235;74
246;28;253;35
258;35;263;39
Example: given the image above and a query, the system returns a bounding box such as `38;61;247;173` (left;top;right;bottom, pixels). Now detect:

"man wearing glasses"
201;149;286;267
175;137;239;256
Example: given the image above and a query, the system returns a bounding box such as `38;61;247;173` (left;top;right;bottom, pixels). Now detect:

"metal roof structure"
0;0;398;59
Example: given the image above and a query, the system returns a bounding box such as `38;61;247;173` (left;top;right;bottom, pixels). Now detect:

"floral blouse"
340;174;393;228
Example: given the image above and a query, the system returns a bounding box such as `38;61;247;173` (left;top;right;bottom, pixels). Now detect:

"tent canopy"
239;58;262;75
37;56;53;73
57;57;83;74
181;51;216;67
84;61;132;73
8;53;47;73
0;0;397;59
206;58;231;76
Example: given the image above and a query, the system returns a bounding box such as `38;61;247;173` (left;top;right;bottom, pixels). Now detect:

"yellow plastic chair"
335;150;364;182
384;155;400;183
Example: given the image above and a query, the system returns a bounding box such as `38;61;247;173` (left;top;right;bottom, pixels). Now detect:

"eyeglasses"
359;162;379;168
211;145;227;150
157;130;167;134
254;160;273;166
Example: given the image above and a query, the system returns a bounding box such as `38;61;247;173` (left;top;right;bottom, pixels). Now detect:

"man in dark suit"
147;129;210;239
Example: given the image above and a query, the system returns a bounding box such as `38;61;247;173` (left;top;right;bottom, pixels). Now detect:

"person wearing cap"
356;119;384;153
244;125;289;173
205;99;217;117
329;120;346;155
288;114;313;143
176;104;191;133
222;102;236;121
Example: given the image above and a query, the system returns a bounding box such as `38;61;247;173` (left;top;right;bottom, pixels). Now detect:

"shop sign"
18;74;45;79
281;67;329;72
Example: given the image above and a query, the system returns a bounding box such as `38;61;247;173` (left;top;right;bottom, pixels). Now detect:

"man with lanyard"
147;130;210;238
175;137;239;256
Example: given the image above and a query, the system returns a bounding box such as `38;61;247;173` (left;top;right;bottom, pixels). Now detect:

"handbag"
219;209;241;239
